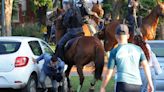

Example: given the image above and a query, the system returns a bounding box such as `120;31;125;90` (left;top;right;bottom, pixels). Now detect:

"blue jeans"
39;70;58;91
57;27;83;58
140;68;156;92
127;15;135;34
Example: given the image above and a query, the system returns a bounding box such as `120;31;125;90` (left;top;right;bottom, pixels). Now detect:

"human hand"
93;12;98;17
100;87;105;92
32;57;37;64
147;84;154;92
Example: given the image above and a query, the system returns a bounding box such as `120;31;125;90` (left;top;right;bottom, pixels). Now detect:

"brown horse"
97;0;164;51
53;8;104;92
91;1;104;25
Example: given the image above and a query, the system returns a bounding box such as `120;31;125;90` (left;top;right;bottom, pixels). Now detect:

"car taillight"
15;57;29;67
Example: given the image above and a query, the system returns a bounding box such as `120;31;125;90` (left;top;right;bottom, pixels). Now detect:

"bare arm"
141;60;154;92
100;69;114;92
83;4;101;19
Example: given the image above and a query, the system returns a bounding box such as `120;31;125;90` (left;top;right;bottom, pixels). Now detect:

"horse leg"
65;65;73;92
89;78;97;92
76;65;84;92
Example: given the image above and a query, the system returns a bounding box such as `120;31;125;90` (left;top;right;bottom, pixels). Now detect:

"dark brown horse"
54;8;104;92
97;0;164;51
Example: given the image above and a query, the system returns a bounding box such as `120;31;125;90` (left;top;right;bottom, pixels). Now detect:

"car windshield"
148;43;164;57
0;41;21;54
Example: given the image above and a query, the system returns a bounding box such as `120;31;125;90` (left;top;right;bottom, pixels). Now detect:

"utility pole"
1;0;5;36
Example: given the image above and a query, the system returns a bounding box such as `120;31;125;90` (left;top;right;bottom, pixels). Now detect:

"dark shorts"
116;82;141;92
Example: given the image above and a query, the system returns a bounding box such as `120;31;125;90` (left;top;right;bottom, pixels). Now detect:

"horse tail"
94;40;104;80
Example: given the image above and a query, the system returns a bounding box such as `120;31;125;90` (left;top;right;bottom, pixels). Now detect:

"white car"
147;40;164;92
0;36;54;92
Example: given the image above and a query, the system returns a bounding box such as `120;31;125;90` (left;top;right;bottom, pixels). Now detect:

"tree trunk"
60;0;63;8
53;0;59;9
5;0;13;36
38;6;47;25
111;0;124;20
103;0;111;14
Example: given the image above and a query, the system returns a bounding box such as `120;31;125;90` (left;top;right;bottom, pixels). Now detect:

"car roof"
0;36;42;42
146;40;164;43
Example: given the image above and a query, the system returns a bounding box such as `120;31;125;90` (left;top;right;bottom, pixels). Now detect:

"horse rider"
52;0;84;61
77;0;101;22
77;0;103;34
127;0;146;35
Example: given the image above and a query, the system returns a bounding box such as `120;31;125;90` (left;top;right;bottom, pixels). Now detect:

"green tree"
103;0;126;20
33;0;53;25
102;0;164;20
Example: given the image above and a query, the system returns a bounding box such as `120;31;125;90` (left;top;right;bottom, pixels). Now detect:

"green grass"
70;76;115;92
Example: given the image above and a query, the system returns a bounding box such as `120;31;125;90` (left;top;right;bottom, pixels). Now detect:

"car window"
41;41;54;55
0;41;21;54
28;41;42;56
149;43;164;57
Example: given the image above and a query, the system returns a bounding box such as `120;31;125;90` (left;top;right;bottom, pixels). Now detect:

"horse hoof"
89;89;94;92
89;87;95;92
68;88;74;92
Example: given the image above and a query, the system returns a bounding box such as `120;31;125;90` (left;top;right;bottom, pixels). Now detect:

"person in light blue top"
108;43;146;85
33;53;65;92
100;24;154;92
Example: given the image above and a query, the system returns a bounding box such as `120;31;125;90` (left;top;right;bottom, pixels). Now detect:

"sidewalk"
70;55;109;76
70;64;108;76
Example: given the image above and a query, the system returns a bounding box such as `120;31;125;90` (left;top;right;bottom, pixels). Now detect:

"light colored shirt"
108;43;146;85
36;53;65;76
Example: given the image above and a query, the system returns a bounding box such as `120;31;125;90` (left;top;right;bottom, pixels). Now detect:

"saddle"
64;35;83;53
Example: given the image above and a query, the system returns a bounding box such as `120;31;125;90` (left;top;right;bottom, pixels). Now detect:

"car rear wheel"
22;75;37;92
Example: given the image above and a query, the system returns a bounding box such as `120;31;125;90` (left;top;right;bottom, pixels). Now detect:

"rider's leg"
88;24;97;35
127;15;135;34
57;27;83;60
137;16;142;28
57;32;72;60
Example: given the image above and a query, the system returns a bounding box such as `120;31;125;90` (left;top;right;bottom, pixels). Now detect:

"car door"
148;41;164;91
28;41;43;73
40;41;54;55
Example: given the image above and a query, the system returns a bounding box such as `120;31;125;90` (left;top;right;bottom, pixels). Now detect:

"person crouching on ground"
33;53;65;92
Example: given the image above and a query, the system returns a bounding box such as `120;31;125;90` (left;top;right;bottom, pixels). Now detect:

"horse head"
156;0;164;17
53;8;66;43
92;1;104;18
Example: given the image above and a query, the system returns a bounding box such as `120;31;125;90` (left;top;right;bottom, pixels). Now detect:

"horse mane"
91;2;104;25
92;2;104;17
143;5;159;21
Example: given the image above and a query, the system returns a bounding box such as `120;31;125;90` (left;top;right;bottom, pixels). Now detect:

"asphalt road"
0;65;108;92
0;88;52;92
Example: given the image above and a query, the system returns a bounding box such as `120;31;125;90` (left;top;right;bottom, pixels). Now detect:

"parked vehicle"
147;40;164;92
0;36;55;92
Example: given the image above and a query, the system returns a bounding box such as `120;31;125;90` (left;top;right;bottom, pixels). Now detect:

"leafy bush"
12;23;43;38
